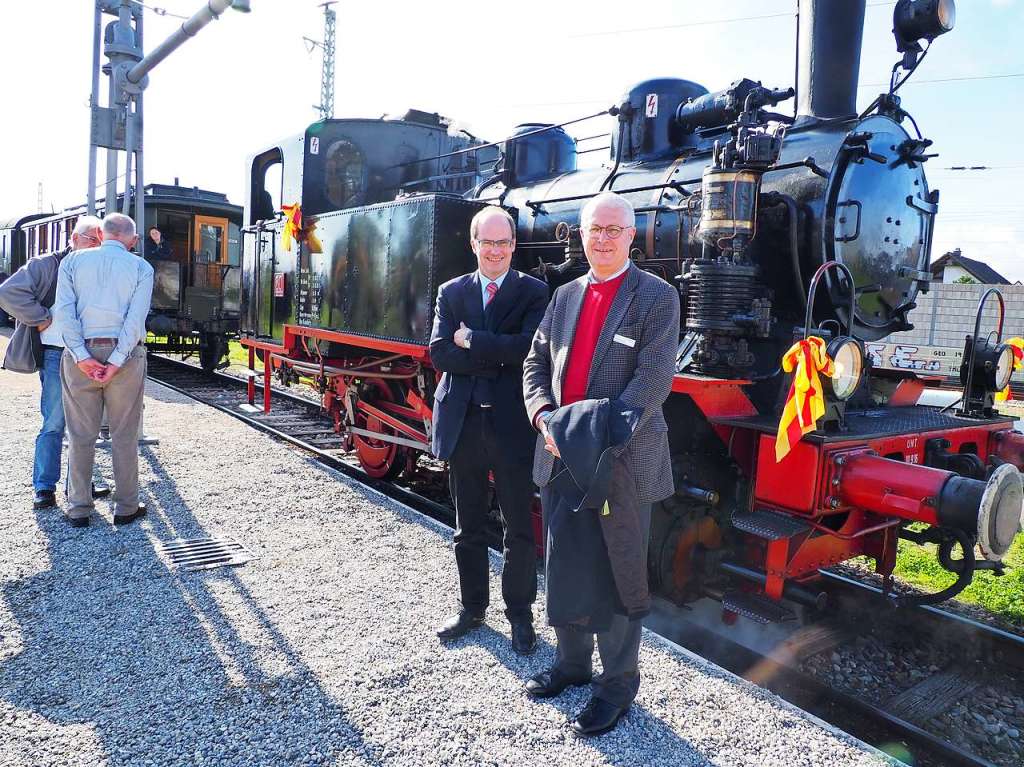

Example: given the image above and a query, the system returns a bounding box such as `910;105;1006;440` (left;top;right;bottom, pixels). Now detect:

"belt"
85;337;118;346
41;344;63;352
470;403;493;409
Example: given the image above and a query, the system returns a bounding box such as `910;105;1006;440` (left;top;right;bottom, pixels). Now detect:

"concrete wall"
889;283;1024;347
869;283;1024;382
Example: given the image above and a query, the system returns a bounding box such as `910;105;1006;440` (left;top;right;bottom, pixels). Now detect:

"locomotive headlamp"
894;0;955;52
826;337;864;401
962;340;1014;393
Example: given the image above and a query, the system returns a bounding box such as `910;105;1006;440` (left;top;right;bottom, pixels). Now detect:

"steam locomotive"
240;0;1024;622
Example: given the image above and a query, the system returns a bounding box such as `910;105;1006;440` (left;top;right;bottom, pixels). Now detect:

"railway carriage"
1;183;242;370
240;0;1024;622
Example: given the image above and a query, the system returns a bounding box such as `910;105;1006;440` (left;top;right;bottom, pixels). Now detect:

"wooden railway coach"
0;183;242;370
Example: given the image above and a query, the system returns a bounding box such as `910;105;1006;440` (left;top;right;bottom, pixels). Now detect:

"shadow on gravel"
453;627;707;762
0;447;385;767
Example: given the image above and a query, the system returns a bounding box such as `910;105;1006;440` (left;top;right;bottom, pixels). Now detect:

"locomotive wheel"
352;378;409;480
199;333;227;373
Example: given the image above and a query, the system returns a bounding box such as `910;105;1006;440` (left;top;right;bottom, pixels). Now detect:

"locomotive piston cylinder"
835;451;1024;562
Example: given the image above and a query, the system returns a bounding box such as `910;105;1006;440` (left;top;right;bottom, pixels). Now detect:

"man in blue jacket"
428;206;548;654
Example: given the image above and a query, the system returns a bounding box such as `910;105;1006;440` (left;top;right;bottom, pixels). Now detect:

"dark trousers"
448;405;537;622
554;617;643;708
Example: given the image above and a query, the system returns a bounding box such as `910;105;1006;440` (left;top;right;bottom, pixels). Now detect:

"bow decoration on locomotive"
775;337;833;462
280;203;323;253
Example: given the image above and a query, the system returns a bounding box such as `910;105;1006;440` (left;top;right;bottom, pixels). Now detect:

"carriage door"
187;215;229;326
193;215;229;290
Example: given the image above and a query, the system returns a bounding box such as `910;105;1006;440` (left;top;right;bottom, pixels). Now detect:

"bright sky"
1;1;1021;279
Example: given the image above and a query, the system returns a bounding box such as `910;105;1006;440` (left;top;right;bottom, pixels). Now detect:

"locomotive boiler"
240;0;1024;622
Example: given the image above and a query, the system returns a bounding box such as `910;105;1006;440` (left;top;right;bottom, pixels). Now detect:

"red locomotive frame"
241;323;1024;618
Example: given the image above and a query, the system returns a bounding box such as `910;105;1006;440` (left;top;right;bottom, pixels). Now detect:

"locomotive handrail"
524;179;699;211
804;260;857;339
960;287;1006;409
387;109;612;169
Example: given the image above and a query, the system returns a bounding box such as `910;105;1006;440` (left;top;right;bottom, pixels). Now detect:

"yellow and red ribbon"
280;203;323;254
995;337;1024;402
775;336;835;462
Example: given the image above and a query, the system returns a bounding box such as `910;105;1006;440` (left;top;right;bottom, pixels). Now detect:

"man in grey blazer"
522;192;679;736
0;216;110;511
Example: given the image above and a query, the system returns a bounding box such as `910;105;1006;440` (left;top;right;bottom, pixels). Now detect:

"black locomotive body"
0;183;242;370
241;0;1024;621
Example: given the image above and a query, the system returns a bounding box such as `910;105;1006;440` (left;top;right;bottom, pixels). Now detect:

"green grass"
886;531;1024;627
227;340;250;368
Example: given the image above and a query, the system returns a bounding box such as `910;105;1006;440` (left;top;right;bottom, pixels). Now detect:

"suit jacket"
523;263;680;503
429;269;549;461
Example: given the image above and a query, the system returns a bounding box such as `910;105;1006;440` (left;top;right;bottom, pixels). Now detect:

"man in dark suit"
522;192;679;736
429;206;549;654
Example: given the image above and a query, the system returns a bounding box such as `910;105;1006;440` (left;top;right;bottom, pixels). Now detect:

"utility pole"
304;1;337;120
86;0;251;242
37;182;43;213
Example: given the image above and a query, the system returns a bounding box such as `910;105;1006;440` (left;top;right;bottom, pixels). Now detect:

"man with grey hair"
523;191;679;736
0;215;111;511
54;212;154;528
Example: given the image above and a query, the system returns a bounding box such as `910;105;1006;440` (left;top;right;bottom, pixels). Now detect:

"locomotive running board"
159;537;253;572
722;590;797;624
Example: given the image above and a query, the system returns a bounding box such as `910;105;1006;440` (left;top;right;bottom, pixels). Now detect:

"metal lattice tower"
318;2;336;120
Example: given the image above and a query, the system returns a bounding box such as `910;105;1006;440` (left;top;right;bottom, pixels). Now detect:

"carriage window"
65;217;77;245
37;224;48;254
27;228;36;257
324;139;365;209
227;222;241;266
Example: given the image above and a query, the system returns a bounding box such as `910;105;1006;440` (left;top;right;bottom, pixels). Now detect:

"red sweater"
561;271;627;406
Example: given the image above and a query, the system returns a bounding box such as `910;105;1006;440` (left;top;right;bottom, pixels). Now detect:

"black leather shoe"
33;490;57;510
571;697;630;737
67;515;90;528
510;620;537;655
525;667;591;699
113;503;147;526
91;482;111;499
436;610;484;641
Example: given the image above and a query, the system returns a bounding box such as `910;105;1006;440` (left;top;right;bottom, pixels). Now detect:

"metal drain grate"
160;537;253;571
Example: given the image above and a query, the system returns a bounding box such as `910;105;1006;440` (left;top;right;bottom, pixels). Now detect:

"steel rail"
145;356;454;525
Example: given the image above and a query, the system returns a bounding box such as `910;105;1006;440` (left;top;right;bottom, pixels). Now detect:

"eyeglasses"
475;238;514;249
586;224;632;239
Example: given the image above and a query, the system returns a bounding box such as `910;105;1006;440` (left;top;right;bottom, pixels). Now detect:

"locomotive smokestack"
797;0;866;120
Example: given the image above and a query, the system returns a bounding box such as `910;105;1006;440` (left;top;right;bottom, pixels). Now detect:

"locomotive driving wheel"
352;378;409;480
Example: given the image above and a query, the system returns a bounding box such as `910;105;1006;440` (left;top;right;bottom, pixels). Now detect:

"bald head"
101;213;138;249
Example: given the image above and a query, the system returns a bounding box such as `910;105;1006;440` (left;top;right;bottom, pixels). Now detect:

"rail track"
146;353;1024;767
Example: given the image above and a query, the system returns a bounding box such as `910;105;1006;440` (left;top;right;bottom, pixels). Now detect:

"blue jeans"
33;347;66;491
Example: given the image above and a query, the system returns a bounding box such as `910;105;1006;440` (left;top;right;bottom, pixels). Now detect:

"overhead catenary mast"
304;1;337;120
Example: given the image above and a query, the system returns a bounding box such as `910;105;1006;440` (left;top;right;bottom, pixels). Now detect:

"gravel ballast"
0;359;888;766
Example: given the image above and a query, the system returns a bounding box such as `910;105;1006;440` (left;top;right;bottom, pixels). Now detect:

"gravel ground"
0;360;888;766
801;627;1024;767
